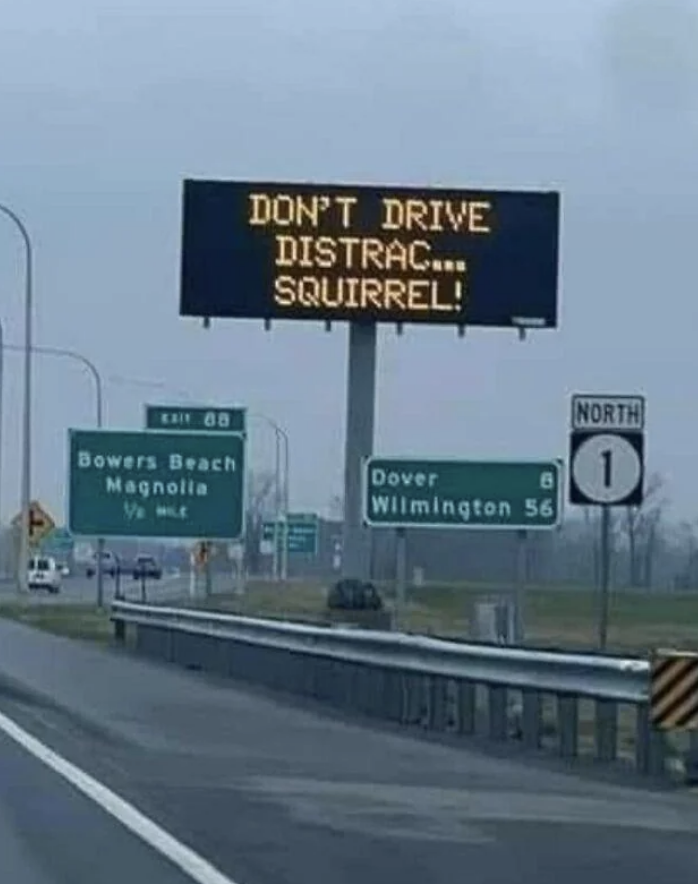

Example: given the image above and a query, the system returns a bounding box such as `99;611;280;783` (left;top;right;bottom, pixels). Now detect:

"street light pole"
250;413;290;581
272;435;281;581
0;319;4;575
0;204;33;594
2;343;104;601
281;425;290;581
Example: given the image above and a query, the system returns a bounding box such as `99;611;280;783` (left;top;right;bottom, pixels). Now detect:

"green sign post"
262;513;319;554
363;458;562;530
68;429;245;539
144;404;246;434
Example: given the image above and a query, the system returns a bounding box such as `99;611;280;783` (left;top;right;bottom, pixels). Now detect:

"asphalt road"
0;572;201;606
0;727;198;884
0;618;696;882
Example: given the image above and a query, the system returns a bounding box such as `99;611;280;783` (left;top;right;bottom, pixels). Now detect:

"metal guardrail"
111;600;669;778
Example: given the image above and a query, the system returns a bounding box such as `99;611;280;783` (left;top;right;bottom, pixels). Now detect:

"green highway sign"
363;458;562;530
68;429;245;539
144;404;246;434
262;513;319;555
39;527;74;556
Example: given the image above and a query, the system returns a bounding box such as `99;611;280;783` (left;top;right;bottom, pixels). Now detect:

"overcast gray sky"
1;0;697;525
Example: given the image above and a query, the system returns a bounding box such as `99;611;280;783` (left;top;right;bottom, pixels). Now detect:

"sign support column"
599;505;612;650
204;547;213;598
513;529;528;644
341;322;377;581
394;527;407;631
272;438;281;582
95;389;105;609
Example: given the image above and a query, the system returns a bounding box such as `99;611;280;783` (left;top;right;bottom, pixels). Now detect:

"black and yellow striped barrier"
650;650;698;730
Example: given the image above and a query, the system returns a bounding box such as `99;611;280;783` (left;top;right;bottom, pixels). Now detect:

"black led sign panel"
179;179;560;328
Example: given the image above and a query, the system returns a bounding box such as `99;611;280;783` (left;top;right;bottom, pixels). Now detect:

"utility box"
473;598;514;645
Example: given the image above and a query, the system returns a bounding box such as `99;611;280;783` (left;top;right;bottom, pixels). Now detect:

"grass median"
190;578;698;653
9;576;687;655
0;602;112;645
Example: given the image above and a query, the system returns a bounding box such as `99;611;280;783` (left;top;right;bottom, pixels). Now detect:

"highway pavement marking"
0;708;242;884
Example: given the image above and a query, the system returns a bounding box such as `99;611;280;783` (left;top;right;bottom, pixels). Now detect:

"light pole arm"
0;205;32;260
250;412;290;512
3;344;104;428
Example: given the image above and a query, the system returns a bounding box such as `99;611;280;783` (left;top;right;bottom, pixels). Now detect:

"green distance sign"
363;458;562;530
262;514;319;555
68;429;245;539
144;405;246;434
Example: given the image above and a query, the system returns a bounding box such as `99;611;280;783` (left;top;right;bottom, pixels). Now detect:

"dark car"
326;578;383;611
86;551;119;578
133;555;162;580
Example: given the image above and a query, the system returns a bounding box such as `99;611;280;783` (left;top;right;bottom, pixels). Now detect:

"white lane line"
0;708;241;884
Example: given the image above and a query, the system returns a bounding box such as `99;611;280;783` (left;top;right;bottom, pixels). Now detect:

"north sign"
363;458;562;530
571;394;645;432
68;429;245;539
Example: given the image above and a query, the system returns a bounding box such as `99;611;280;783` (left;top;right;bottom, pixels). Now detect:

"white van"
28;556;61;594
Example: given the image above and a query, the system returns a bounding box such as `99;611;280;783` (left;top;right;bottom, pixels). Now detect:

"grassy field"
405;583;698;653
1;578;696;657
0;603;112;645
192;578;698;653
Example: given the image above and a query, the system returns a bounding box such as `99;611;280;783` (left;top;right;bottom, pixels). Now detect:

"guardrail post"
113;617;125;643
594;699;618;763
371;667;386;717
444;679;459;732
521;689;543;749
430;677;449;732
457;681;476;735
683;731;698;785
635;704;667;776
557;695;579;758
488;685;508;740
350;662;362;713
384;669;400;721
420;676;433;728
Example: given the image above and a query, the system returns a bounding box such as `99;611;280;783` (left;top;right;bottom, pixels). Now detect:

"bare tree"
244;470;277;574
247;470;277;520
623;472;666;588
671;519;698;590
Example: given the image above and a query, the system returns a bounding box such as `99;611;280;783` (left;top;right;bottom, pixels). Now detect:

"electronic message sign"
179;180;560;328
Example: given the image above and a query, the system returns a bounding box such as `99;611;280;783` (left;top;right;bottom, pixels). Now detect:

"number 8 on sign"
571;433;643;505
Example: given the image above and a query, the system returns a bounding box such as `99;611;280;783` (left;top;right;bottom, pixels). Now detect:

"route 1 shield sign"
569;431;643;506
568;394;645;506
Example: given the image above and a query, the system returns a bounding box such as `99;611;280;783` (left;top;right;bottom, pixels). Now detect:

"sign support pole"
280;517;289;583
394;527;407;631
272;435;281;582
189;554;197;599
204;546;213;598
598;505;611;650
513;529;528;644
341;322;377;581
